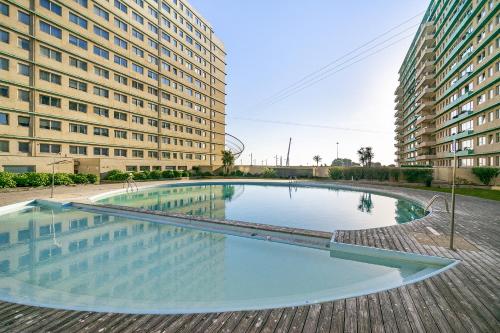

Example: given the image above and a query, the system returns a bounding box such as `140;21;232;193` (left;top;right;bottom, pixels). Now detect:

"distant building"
394;0;499;168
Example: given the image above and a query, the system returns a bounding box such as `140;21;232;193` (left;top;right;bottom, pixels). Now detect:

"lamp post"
336;142;339;160
450;139;457;250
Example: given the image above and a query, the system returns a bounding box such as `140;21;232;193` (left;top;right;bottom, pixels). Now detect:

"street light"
450;139;457;250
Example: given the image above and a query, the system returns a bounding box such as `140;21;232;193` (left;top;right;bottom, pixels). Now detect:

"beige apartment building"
0;0;226;175
395;0;499;168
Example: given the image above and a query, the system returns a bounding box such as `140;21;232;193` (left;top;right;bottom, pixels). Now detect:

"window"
94;106;109;117
114;0;127;13
114;55;127;67
0;57;7;70
0;2;8;16
114;18;127;32
0;140;9;152
18;142;30;153
40;0;61;15
69;57;87;71
93;45;109;59
132;81;143;91
114;74;127;85
132;46;144;58
69;12;87;29
39;21;61;38
0;29;8;43
0;112;8;125
40;70;61;84
18;37;30;50
0;86;8;97
18;63;30;76
69;79;87;91
132;29;143;41
132;12;143;24
93;86;109;98
132;63;143;74
39;95;61;107
114;36;127;49
132;150;144;158
114;149;127;157
18;116;30;127
114;130;127;139
40;46;61;62
114;92;127;103
18;11;30;25
94;147;109;156
94;66;109;79
93;127;109;136
114;111;127;121
94;6;108;20
69;145;87;155
132;133;143;141
93;25;109;40
69;35;87;49
74;0;87;7
39;118;61;130
132;98;143;107
69;123;87;134
69;101;87;113
18;89;30;102
40;143;60;153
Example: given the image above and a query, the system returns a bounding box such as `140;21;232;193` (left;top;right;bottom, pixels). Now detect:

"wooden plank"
231;311;259;333
247;310;271;333
259;308;285;333
274;307;296;333
287;305;309;333
302;304;321;333
316;302;333;333
330;299;345;333
343;298;357;333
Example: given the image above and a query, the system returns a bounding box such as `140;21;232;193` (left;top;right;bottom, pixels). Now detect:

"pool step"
70;202;333;249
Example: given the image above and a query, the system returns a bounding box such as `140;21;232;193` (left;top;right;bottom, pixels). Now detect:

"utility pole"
336;142;339;160
250;153;253;166
450;139;457;250
286;137;292;167
280;156;283;166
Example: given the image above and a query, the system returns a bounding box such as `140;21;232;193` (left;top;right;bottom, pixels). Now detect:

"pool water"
97;183;426;231
0;204;451;314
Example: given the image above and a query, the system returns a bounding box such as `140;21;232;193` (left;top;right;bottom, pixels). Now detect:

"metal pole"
450;148;457;250
336;142;339;160
50;156;55;198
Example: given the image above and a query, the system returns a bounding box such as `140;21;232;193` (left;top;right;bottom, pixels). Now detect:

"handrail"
425;194;450;213
123;178;139;193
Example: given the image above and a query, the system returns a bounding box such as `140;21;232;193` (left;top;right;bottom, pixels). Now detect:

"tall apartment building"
395;0;499;168
0;0;226;175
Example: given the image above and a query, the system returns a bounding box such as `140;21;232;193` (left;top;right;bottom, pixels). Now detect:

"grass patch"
404;186;500;201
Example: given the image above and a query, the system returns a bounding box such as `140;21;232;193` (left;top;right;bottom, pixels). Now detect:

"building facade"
0;0;226;174
395;0;499;168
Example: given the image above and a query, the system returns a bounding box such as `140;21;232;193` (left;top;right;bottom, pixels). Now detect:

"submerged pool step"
70;202;333;249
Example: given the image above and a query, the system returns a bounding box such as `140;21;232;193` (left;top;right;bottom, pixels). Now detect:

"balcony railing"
442;110;473;128
446;148;474;157
442;90;473;112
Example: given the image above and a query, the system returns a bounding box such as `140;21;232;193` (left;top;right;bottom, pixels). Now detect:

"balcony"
441;129;474;143
415;86;435;100
442;110;473;128
416;73;435;90
418;126;435;135
443;71;473;97
418;138;435;148
414;100;434;115
418;33;435;50
416;154;436;161
442;90;473;112
446;148;474;157
416;60;435;78
416;114;434;125
406;147;417;153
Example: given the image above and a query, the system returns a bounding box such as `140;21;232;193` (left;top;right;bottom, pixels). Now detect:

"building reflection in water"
0;202;227;303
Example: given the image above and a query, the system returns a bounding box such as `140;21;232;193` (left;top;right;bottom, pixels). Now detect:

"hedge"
329;167;433;186
0;172;98;188
472;167;499;185
104;169;190;181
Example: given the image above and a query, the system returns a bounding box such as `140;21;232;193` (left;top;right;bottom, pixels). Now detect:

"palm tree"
221;150;235;175
357;148;366;167
313;155;322;167
364;147;374;167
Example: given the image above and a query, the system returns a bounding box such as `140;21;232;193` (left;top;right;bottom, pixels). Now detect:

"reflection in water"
99;184;427;232
357;193;374;213
0;204;439;313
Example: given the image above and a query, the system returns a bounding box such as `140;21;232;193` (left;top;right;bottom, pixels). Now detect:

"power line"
248;10;425;110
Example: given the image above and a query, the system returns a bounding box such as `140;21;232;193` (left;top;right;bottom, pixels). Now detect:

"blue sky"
190;0;428;166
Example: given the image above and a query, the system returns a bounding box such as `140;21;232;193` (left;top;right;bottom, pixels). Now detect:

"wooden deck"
0;184;499;332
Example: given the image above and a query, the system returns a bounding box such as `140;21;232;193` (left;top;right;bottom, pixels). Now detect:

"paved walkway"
0;180;498;332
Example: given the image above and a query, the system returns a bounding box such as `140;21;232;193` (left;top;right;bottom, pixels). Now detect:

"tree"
313;155;322;167
221;150;235;175
357;147;375;167
332;158;352;167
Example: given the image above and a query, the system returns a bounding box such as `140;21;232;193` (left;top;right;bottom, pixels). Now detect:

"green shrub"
105;169;128;181
202;171;213;177
472;167;500;185
261;167;277;178
402;168;433;184
230;170;244;177
68;173;88;184
85;174;98;184
132;172;148;180
13;172;50;187
162;170;174;178
0;172;16;188
149;170;162;179
173;170;182;178
342;167;364;180
181;170;190;177
390;168;401;182
329;167;343;180
51;173;74;185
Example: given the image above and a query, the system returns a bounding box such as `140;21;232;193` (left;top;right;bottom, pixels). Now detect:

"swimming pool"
0;202;455;314
96;182;427;231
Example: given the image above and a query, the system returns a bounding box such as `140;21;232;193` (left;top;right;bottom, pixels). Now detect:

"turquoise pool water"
0;203;451;314
97;183;426;231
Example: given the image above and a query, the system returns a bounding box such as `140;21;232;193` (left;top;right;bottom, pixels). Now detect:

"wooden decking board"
247;310;273;333
203;311;233;333
259;308;285;333
343;298;357;333
301;304;321;333
0;307;61;333
274;307;296;333
177;313;217;333
119;314;158;333
315;302;333;333
330;300;345;333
